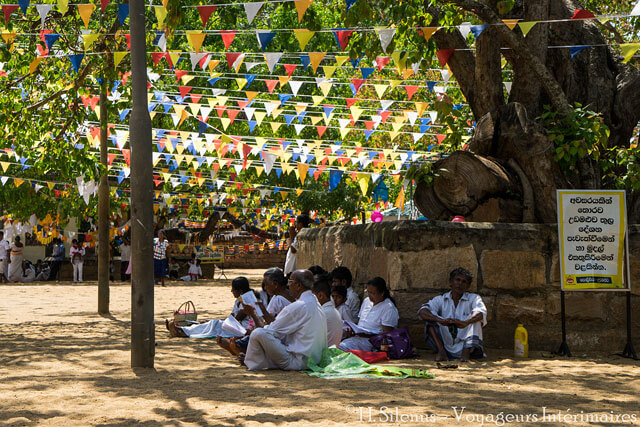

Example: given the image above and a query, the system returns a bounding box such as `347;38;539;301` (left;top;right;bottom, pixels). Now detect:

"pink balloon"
371;211;384;223
451;215;466;223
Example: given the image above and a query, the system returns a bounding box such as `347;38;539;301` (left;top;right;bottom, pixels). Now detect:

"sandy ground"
1;269;639;426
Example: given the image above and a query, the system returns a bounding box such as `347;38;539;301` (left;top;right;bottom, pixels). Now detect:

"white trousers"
244;328;305;371
73;262;83;282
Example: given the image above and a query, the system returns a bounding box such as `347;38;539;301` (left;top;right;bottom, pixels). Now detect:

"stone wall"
296;221;640;353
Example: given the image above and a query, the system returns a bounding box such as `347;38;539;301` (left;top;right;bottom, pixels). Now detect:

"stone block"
481;250;545;289
631;253;640;296
393;291;441;322
386;245;478;292
496;294;545;324
549;254;561;287
564;292;607;321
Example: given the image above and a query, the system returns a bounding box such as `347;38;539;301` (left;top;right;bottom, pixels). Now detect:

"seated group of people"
166;265;487;371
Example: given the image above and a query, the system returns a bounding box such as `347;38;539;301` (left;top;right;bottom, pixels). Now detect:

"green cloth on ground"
305;347;434;379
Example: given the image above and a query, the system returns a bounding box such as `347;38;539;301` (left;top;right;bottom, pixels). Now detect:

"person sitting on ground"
338;277;399;352
217;267;294;356
179;256;203;281
330;266;360;323
240;269;327;371
21;260;36;283
312;274;343;347
166;276;266;338
35;260;50;281
330;285;356;324
417;267;487;362
167;260;180;280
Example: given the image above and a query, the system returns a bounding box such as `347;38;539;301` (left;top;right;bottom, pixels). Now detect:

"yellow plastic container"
514;324;529;358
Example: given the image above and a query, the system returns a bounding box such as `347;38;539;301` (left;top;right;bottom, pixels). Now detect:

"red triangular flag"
404;85;418;100
375;56;391;71
364;121;375;131
436;134;447;144
221;30;236;49
352;79;365;93
3;5;18;22
215;105;227;118
198;53;210;69
436;49;454;67
151;52;166;66
334;30;354;51
265;80;278;93
107;153;117;165
225;52;242;69
122;149;131;166
124;34;131;50
571;9;595;19
227;109;240;124
197;5;217;27
346;98;357;108
237;99;250;110
100;0;109;12
316;126;327;138
174;69;188;82
190;93;202;104
284;64;298;77
380;110;392;123
242;143;252;159
179;86;192;99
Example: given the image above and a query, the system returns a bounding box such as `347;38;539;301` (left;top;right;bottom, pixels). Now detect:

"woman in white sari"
8;236;24;282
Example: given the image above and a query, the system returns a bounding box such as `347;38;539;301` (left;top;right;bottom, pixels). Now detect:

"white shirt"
120;244;131;261
267;295;292;317
321;300;343;347
188;261;200;275
345;287;361;323
419;291;487;326
357;297;399;334
283;237;297;275
336;303;356;324
0;240;9;260
264;290;327;362
70;246;85;263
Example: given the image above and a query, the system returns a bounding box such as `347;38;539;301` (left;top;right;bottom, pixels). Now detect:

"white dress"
322;300;343;347
283;237;297;275
338;297;399;352
418;291;487;359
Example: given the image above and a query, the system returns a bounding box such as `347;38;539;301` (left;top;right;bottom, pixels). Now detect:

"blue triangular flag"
18;0;29;14
278;93;292;107
360;67;375;79
426;81;437;92
118;3;129;25
256;30;276;51
275;168;282;178
570;46;588;58
162;103;172;113
44;33;61;50
297;111;307;123
350;55;363;68
284;114;296;125
346;0;356;10
198;120;208;135
119;109;130;122
148;102;157;113
364;129;374;140
469;25;488;39
282;140;293;150
68;53;84;72
323;105;335;118
208;77;220;86
248;120;257;133
245;74;257;87
329;170;343;191
300;55;310;69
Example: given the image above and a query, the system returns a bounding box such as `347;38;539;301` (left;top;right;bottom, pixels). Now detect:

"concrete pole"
129;0;155;368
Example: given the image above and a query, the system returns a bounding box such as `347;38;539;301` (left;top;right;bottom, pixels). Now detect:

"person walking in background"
48;238;65;281
284;214;311;276
70;239;85;283
8;236;24;282
0;231;9;283
119;237;131;281
153;230;169;287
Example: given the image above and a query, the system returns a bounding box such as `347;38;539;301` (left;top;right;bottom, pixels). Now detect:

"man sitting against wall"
417;267;487;362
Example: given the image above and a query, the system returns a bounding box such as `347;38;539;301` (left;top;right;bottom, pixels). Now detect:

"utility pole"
130;0;155;368
98;71;110;315
98;10;110;315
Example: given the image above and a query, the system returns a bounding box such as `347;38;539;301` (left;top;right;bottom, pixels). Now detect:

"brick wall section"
296;221;640;352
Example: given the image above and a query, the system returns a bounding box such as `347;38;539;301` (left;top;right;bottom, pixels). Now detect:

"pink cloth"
125;256;132;275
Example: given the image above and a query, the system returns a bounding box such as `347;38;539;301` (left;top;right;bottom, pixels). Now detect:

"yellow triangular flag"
308;52;326;73
270;122;282;133
391;51;407;73
295;0;313;22
297;163;309;185
278;75;291;87
235;78;247;90
186;31;206;53
0;162;9;172
322;65;337;79
29;57;43;74
420;27;438;42
58;0;69;14
394;186;405;209
374;84;388;98
296;189;304;196
311;96;324;106
14;178;24;187
621;43;640;63
357;173;369;195
155;6;168;30
77;4;95;29
293;29;315;50
82;33;99;51
334;56;349;67
245;91;258;101
168;51;181;67
114;51;128;68
518;21;537;37
319;82;332;97
502;19;519;30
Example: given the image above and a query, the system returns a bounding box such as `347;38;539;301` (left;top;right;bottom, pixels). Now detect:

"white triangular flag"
36;4;54;29
376;28;396;53
459;21;471;39
504;82;512;94
294;124;305;135
245;61;260;71
440;69;451;83
289;80;304;96
380;100;394;110
244;2;264;23
264;152;276;175
264;52;283;73
189;52;207;71
631;1;640;16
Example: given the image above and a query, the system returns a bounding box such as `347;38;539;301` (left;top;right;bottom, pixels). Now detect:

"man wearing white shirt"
242;269;327;371
312;276;343;348
418;267;487;362
331;266;360;323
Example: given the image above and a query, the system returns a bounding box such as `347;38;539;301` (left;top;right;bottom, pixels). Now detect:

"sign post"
556;190;636;359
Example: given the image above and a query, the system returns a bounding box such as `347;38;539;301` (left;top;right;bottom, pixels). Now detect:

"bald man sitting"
241;269;327;371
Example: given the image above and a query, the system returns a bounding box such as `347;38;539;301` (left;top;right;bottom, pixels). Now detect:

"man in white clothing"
312;275;343;347
331;266;360;323
0;231;9;283
418;267;487;362
242;269;327;371
283;215;311;275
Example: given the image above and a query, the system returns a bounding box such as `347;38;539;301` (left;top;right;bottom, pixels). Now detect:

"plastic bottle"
514;324;528;358
380;336;389;352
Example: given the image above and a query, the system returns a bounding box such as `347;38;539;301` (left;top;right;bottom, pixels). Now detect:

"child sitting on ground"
331;285;356;323
180;255;202;281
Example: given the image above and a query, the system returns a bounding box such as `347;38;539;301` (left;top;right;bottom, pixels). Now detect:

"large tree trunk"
414;0;640;224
